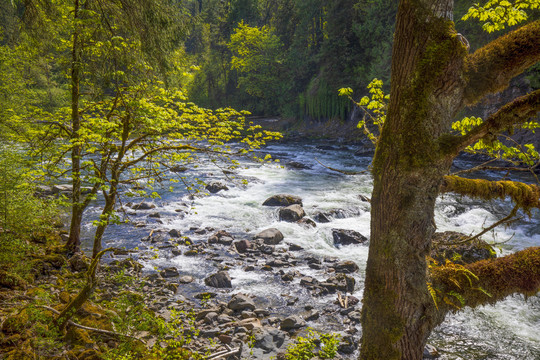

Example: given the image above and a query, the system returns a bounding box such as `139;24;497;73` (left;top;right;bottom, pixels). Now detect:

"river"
80;141;540;359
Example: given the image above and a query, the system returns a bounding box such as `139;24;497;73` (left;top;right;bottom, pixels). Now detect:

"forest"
0;0;539;359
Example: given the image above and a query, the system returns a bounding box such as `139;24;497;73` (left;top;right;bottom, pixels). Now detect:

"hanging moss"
430;247;540;310
441;175;540;212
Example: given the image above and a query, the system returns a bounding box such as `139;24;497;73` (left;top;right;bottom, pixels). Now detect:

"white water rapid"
82;141;539;359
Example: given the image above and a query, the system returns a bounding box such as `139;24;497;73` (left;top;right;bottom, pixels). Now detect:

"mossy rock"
118;290;145;303
431;231;496;264
0;270;28;289
65;327;95;347
26;286;50;299
30;253;66;275
42;253;66;268
5;348;34;360
77;349;102;360
2;309;31;334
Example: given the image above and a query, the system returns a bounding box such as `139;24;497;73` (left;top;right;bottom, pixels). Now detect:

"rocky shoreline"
76;192;494;359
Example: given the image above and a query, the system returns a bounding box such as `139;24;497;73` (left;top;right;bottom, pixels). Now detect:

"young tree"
359;1;540;359
21;0;189;253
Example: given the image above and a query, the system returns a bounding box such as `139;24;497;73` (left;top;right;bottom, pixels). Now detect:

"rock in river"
279;204;305;222
204;271;232;288
431;231;496;264
208;230;234;245
263;194;303;207
228;294;256;311
332;228;368;246
206;181;229;193
280;315;306;331
254;228;284;245
334;260;359;274
160;267;179;278
131;202;156;210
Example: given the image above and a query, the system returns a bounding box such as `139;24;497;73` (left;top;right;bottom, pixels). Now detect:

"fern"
447;291;466;307
427;282;439;310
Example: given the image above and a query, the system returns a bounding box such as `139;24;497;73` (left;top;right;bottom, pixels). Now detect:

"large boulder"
431;231;496;264
241;327;290;358
313;212;331;223
228;294;256;311
234;239;252;253
279;204;305;222
170;165;188;173
131;202;156;210
68;252;90;272
254;228;284;245
204;271;232;288
206;181;229;194
263;194;303;207
280;315;306;331
332;229;368;246
334;260;359;274
160;267;179;278
322;273;356;293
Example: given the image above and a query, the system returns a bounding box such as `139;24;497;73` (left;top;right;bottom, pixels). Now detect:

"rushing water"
82;141;540;359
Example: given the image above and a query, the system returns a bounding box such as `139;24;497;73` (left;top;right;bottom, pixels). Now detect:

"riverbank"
2;141;538;359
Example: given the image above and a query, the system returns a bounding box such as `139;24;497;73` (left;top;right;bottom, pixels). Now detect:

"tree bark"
360;1;540;359
92;186;117;258
66;0;83;254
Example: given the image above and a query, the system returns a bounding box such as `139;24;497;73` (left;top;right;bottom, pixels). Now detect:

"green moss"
442;175;540;212
0;270;28;289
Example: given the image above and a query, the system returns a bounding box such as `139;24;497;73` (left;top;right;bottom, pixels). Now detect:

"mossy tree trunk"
360;1;540;359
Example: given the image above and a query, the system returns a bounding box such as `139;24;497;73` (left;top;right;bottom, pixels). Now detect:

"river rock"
234;240;252;253
279;204;305;222
280;315;306;331
263;194;303;207
334;260;359;274
423;344;439;359
286;161;312;170
339;335;357;354
52;184;92;195
68;252;90;272
179;275;194;284
148;212;161;218
170;165;188;173
241;326;289;358
206;181;228;193
208;230;234;245
35;185;55;197
254;228;284;245
313;212;331;223
297;218;316;228
431;231;496;264
131;202;156;210
323;273;356;293
228;294;256;311
332;229;368;246
300;276;319;288
204;271;232;288
288;244;303;251
168;229;181;238
160;267;179;278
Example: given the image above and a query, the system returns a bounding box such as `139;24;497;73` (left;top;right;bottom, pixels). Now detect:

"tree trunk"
66;0;82;254
360;0;467;358
92;194;115;258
